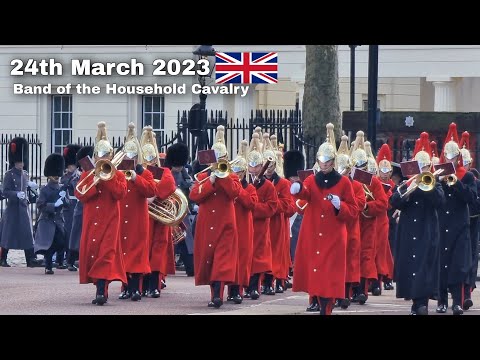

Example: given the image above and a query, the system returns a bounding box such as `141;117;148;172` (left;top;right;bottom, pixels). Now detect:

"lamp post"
349;45;359;111
191;45;216;151
367;45;379;152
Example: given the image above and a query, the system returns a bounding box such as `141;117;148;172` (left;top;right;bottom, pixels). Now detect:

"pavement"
2;250;480;315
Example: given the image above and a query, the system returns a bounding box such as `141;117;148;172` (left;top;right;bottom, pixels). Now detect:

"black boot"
1;248;10;267
263;274;275;295
275;279;284;293
149;271;161;298
208;281;223;308
436;288;448;313
93;279;107;305
383;278;394;290
306;296;320;312
230;285;243;304
248;274;260;300
24;248;43;268
130;274;142;301
142;274;150;297
44;249;54;275
371;276;382;296
463;285;473;311
356;278;368;304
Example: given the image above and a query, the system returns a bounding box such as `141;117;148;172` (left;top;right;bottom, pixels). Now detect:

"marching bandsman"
75;121;128;306
350;131;388;304
66;146;94;271
164;142;195;277
263;134;295;294
244;133;278;300
142;127;176;297
290;123;358;315
227;139;258;304
458;131;480;310
0;137;40;268
189;125;242;308
118;123;156;301
436;122;477;315
34;153;69;274
390;132;445;315
374;143;395;292
336;135;365;309
58;144;81;269
283;149;305;271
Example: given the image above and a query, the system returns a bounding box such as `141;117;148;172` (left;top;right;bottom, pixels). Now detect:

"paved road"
2;252;480;315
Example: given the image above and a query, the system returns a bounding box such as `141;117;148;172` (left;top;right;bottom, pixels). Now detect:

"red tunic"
268;175;295;280
345;179;366;283
359;176;389;279
293;172;358;299
375;178;395;278
190;172;241;286
119;169;156;274
234;182;257;288
251;179;278;275
147;168;176;274
75;170;128;284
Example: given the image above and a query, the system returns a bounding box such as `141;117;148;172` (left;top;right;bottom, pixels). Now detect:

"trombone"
397;168;444;198
194;157;242;185
75;150;127;195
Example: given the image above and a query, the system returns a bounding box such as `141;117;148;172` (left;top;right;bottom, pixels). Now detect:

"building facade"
1;44;480;165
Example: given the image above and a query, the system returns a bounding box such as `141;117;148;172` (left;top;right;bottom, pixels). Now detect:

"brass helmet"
364;141;378;174
232;139;248;173
140;125;160;166
270;134;284;177
350;131;368;168
459;131;473;167
124;122;143;164
247;133;263;167
442;122;460;162
336;135;351;174
211;125;228;160
413;132;432;169
94;121;113;158
316;123;336;163
376;143;393;174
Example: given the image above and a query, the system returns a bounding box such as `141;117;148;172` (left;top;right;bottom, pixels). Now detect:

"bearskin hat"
8;137;28;170
44;153;65;177
283;150;305;179
165;142;189;168
63;144;82;167
76;146;94;170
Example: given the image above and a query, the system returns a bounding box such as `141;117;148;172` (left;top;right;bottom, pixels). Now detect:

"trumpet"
75;150;127;195
194;158;241;184
123;169;135;181
444;174;457;186
397;169;443;198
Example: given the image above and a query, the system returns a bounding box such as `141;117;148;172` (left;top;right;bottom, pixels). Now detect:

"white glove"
129;170;137;181
54;198;63;207
193;204;199;213
290;182;301;195
439;176;445;182
27;181;38;190
330;194;341;210
59;191;66;198
17;191;26;200
147;197;155;204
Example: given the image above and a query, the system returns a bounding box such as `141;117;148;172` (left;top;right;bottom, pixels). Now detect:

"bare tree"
302;45;341;167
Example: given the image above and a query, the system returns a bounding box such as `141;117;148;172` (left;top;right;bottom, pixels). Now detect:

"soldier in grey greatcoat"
56;144;81;269
165;142;195;276
34;153;69;274
0;137;40;267
66;146;94;271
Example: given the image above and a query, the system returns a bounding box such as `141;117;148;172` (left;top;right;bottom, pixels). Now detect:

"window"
362;99;381;111
51;95;73;153
142;96;165;140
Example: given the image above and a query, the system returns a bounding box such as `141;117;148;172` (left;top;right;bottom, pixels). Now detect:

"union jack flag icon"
215;52;278;84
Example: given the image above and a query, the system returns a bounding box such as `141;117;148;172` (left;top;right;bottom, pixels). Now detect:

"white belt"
69;196;78;201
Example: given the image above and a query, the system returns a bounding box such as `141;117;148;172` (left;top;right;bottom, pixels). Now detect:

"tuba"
148;185;189;227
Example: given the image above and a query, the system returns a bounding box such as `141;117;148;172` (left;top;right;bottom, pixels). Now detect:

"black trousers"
45;227;66;270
